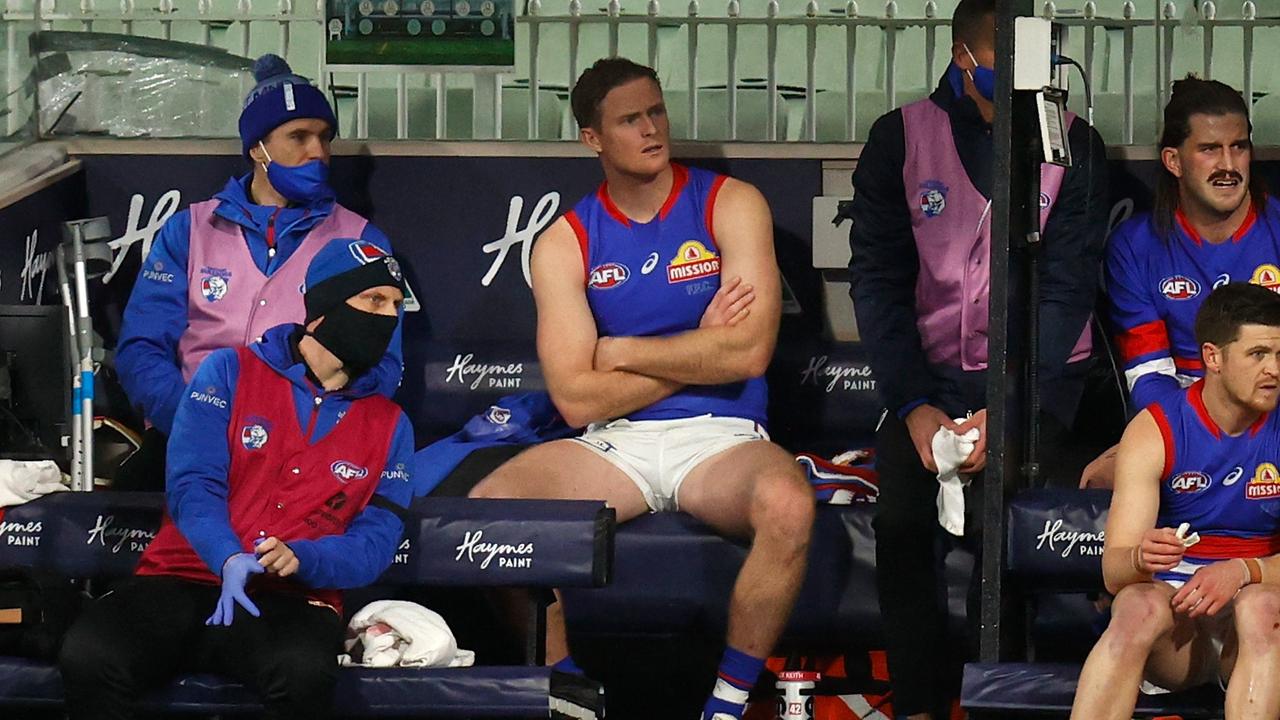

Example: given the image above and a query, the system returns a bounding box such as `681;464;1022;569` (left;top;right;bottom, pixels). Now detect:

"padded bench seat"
0;657;600;717
963;662;1223;718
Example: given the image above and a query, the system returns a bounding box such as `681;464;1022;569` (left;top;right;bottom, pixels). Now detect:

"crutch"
54;245;83;491
60;217;112;492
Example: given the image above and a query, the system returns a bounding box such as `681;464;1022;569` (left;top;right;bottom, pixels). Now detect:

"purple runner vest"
177;201;367;382
901;98;1091;371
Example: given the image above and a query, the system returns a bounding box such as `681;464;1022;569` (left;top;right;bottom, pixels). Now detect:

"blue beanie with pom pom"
238;54;338;157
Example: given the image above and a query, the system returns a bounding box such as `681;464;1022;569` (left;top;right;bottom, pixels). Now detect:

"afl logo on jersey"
330;460;369;484
1169;471;1211;494
1246;462;1280;500
667;241;721;284
1252;264;1280;292
588;263;630;290
1159;275;1200;301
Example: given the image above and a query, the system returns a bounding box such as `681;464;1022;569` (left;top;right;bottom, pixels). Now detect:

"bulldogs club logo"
667;241;721;284
486;405;512;425
1159;275;1200;301
918;180;948;218
588;262;630;290
331;460;369;484
241;423;269;450
200;273;229;302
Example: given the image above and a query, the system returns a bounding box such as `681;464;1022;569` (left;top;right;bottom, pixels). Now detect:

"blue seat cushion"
962;662;1223;717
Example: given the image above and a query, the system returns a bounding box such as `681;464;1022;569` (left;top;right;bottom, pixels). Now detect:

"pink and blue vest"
901;99;1092;370
176;201;367;382
137;347;400;613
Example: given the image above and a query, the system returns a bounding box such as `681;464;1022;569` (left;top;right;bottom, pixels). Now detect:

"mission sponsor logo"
1159;275;1200;301
588;262;630;290
667;241;721;284
1246;462;1280;500
1252;264;1280;292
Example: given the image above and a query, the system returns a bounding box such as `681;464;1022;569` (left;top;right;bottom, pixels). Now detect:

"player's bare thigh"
469;439;650;521
676;439;811;539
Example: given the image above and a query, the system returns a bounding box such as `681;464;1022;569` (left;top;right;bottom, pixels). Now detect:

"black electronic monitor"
0;304;68;460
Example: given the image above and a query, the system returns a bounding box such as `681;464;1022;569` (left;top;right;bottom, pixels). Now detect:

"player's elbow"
549;394;596;430
740;342;774;379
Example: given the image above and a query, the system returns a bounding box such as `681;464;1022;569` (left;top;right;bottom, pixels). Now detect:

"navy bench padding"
0;492;610;718
563;504;974;649
0;492;614;588
963;663;1223;717
0;656;593;717
1006;488;1109;592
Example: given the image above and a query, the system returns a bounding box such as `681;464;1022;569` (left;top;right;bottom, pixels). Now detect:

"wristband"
1245;557;1264;586
1131;546;1144;574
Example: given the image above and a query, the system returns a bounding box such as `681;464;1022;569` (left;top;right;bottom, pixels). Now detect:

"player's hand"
1134;527;1186;574
903;404;960;474
1171;560;1245;618
956;409;988;474
255;536;299;577
699;276;755;328
1080;444;1119;489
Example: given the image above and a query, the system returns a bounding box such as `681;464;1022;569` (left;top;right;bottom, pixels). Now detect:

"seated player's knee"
257;642;340;705
1105;584;1177;649
751;469;815;548
58;620;123;686
1231;584;1280;650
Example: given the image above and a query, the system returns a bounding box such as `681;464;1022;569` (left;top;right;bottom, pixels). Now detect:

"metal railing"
3;0;1280;144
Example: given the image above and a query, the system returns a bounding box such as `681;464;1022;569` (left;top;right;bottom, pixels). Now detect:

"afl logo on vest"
200;273;229;302
667;241;721;284
241;423;269;450
1169;471;1211;494
1159;275;1200;301
1246;462;1280;500
331;460;369;484
918;180;948;218
588;262;630;290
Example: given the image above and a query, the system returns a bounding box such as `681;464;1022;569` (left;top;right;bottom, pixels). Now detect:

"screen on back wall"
325;0;515;66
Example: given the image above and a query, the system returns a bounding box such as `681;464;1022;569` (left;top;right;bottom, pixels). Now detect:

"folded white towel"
933;422;980;537
339;600;475;669
0;459;67;509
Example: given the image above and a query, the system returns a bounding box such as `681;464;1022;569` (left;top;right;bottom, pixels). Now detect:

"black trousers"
873;411;981;718
59;576;344;720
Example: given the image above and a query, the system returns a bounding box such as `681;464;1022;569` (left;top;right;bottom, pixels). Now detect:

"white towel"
338;600;475;668
0;459;67;508
933;422;980;537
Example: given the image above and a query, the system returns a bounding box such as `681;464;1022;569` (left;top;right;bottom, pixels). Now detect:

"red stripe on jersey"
565;210;590;284
659;163;690;221
704;174;729;245
1117;320;1171;361
1188;533;1280;560
1148;403;1176;479
1174;356;1203;371
1187;381;1221;439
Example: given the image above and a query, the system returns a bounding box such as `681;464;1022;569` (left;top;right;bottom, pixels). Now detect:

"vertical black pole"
981;0;1034;663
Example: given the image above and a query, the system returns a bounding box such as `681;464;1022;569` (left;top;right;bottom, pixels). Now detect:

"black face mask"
308;302;397;379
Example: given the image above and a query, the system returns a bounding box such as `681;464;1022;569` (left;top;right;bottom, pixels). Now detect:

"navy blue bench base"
0;657;602;718
962;662;1223;718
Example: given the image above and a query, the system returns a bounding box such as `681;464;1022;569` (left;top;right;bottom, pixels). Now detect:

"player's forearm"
1102;545;1151;595
549;370;682;428
605;328;772;385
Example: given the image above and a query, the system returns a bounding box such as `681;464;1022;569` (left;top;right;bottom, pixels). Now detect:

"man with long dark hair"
1084;76;1278;487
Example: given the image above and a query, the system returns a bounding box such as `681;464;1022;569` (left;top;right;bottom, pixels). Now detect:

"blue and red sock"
701;646;765;720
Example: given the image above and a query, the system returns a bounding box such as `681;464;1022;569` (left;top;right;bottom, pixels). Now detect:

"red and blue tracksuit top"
1150;381;1280;582
1107;198;1280;410
116;174;405;435
564;163;767;425
136;323;414;612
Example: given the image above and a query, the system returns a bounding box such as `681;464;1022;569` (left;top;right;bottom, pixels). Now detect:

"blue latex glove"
205;552;265;626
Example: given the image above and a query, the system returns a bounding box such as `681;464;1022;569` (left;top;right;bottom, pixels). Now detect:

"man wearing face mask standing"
846;0;1108;717
114;53;403;489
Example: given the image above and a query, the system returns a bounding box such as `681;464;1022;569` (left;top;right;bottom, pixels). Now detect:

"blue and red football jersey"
563;163;768;425
1106;198;1280;409
1151;381;1280;581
